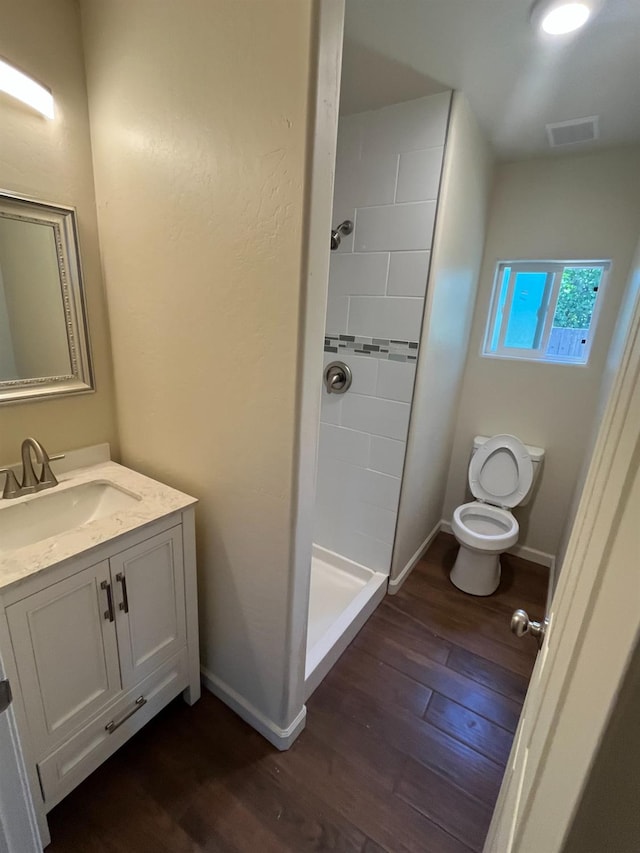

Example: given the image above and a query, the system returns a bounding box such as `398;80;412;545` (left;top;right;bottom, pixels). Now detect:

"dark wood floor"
47;533;547;853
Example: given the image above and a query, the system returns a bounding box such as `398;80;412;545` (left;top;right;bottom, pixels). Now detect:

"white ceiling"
340;0;640;159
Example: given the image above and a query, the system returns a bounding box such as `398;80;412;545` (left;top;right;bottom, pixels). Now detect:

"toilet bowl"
450;434;543;596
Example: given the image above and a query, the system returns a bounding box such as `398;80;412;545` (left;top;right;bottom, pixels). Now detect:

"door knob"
324;361;352;394
511;609;548;648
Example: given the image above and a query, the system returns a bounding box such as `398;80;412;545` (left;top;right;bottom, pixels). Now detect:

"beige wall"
391;93;493;582
0;0;117;462
443;147;640;558
81;0;318;732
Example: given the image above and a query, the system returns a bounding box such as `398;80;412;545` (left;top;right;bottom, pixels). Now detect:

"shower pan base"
304;545;387;699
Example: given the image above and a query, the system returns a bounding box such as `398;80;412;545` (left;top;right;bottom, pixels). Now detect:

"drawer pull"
105;696;146;734
116;572;129;613
100;580;115;622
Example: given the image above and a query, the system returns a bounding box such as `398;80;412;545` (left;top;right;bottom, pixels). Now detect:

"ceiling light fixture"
0;58;54;119
531;0;593;36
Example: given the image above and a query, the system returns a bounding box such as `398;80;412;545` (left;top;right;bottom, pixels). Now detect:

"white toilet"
450;434;544;596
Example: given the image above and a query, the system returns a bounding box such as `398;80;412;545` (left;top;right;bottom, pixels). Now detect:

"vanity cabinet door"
6;560;122;758
110;526;186;690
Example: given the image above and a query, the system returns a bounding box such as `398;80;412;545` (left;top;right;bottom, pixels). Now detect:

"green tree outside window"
553;267;602;329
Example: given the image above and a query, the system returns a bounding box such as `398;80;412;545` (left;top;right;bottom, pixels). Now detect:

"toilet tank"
472;435;545;507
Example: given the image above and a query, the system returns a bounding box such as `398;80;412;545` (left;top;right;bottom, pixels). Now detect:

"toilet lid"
468;434;533;508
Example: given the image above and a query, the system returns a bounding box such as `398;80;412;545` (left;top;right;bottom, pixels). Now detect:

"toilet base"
450;544;501;596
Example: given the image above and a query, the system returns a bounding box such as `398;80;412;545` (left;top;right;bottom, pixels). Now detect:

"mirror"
0;190;93;404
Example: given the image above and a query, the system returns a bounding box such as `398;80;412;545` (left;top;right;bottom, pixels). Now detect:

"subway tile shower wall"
315;92;451;573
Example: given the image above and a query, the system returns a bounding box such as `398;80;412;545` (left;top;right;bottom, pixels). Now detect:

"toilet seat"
452;501;519;552
468;434;533;509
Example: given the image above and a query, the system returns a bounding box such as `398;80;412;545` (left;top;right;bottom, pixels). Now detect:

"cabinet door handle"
116;572;129;613
105;696;146;733
100;580;115;622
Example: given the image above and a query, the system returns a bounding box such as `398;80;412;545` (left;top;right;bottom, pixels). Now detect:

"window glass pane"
546;266;602;359
489;265;510;352
504;271;549;350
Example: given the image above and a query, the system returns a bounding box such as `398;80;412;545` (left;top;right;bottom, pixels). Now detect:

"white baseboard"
439;520;556;568
200;667;306;751
388;520;441;594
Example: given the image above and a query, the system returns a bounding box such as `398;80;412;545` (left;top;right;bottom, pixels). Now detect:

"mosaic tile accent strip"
324;334;419;362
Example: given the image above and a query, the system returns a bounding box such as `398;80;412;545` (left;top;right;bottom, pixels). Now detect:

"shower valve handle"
324;361;352;395
328;373;343;392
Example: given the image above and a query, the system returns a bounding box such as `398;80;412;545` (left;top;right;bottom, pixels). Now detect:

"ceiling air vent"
546;116;599;148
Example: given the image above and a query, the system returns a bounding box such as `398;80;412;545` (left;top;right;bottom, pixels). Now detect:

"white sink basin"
0;481;141;553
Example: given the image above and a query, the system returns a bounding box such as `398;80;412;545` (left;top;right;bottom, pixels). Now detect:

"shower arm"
330;219;354;251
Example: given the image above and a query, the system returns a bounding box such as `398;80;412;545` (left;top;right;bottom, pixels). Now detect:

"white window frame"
483;259;610;365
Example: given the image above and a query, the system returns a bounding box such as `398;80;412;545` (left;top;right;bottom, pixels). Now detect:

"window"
483;260;610;365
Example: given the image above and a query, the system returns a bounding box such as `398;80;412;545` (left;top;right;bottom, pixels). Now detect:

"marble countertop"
0;461;197;592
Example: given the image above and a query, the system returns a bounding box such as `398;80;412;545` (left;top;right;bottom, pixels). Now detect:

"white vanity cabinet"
0;490;199;846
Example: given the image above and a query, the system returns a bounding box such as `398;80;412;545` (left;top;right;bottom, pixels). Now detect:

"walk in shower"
304;91;452;696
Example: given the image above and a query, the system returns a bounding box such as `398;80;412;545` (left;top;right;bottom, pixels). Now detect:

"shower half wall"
306;92;452;695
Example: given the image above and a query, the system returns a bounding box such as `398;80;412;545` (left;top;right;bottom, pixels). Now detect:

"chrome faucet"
0;438;65;499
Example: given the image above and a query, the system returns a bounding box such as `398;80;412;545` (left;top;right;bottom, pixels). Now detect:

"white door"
6;560;122;757
485;292;640;852
110;526;186;689
0;655;41;853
